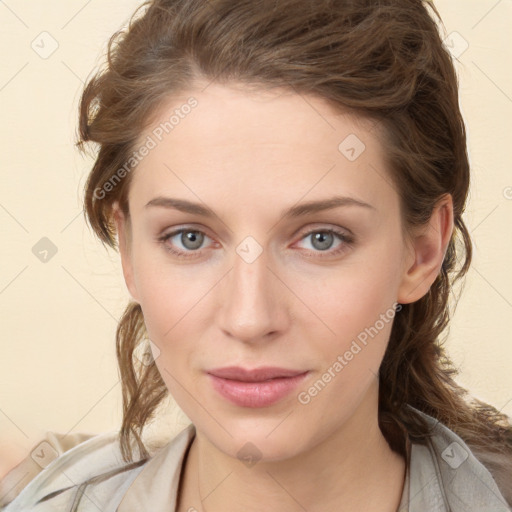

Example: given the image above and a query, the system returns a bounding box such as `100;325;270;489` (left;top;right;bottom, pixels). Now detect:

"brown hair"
76;0;512;502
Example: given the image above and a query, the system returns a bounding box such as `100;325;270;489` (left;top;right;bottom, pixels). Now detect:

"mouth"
206;366;310;408
207;366;308;382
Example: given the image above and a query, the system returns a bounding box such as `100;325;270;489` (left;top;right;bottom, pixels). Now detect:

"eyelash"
157;226;355;260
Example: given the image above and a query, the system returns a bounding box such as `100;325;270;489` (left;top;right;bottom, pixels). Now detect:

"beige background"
0;0;511;476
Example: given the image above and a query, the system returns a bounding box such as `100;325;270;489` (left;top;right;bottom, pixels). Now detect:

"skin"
113;81;453;512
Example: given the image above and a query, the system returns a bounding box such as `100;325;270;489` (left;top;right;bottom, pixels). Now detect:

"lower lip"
207;372;309;408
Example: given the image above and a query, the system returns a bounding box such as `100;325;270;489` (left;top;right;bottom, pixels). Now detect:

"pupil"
184;231;202;249
314;232;332;250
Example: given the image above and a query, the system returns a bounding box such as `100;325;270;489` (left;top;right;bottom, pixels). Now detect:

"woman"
2;0;511;510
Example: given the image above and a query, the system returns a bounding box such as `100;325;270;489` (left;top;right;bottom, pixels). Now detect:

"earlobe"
112;201;140;303
397;194;454;305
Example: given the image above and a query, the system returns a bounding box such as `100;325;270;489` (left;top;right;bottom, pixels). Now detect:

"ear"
397;194;454;305
112;201;140;303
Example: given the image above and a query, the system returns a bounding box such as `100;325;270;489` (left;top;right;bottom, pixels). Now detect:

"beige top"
1;406;510;511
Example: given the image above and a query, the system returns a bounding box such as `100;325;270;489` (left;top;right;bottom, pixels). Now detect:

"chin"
199;416;312;464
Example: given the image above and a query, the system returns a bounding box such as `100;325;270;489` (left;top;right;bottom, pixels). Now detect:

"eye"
157;226;355;260
295;228;354;257
158;228;214;259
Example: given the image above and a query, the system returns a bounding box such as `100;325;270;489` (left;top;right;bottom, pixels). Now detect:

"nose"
216;245;288;345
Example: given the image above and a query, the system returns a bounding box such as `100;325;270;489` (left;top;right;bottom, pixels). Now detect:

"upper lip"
207;366;308;382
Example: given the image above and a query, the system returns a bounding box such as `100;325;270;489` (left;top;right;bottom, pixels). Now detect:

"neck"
177;384;406;512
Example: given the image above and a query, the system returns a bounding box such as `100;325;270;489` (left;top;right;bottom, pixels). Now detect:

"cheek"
131;242;211;330
295;269;399;418
133;258;219;401
297;236;403;376
296;246;401;338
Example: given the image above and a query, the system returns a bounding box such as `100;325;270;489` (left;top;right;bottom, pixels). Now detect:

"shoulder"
0;430;98;508
0;430;148;512
406;405;512;511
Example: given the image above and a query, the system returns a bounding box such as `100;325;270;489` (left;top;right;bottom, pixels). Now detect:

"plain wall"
0;0;511;473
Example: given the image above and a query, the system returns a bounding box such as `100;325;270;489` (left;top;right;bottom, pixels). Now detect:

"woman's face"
114;82;423;461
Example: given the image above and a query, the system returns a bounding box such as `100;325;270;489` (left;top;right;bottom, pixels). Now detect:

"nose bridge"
218;240;284;342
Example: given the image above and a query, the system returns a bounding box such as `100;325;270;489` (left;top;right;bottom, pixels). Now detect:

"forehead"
129;82;396;216
140;81;377;150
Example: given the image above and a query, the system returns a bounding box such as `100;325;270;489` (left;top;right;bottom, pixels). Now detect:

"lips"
206;366;307;382
206;366;310;408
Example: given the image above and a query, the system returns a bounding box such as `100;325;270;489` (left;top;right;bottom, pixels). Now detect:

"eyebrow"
145;195;376;219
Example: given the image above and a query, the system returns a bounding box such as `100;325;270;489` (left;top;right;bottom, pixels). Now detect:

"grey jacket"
1;406;510;511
